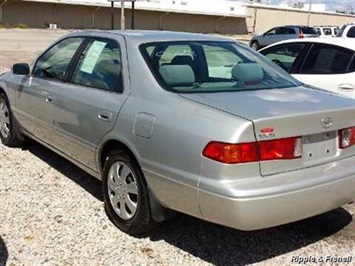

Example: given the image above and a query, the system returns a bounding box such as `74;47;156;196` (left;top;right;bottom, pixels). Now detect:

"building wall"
1;2;354;34
1;2;246;34
246;6;355;34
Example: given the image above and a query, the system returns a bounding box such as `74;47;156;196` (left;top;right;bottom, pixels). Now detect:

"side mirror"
12;63;30;75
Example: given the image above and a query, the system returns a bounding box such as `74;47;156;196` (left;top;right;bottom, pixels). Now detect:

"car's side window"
260;43;306;73
71;38;123;93
278;28;289;35
300;44;354;74
314;28;321;35
275;28;285;35
33;38;84;81
288;28;296;34
347;26;355;38
265;28;276;35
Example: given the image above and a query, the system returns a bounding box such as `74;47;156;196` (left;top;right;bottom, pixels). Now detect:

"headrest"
231;62;264;82
159;65;195;86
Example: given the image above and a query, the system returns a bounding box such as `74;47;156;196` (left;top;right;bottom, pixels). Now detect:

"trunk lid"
180;86;355;175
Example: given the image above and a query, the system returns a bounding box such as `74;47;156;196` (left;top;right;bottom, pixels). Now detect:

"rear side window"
301;27;317;34
288;28;296;34
347;26;355;38
33;37;84;81
260;43;306;73
71;38;123;93
323;28;332;36
300;43;354;74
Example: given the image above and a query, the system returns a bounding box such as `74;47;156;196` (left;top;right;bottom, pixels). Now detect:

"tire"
251;41;260;51
102;150;157;235
0;93;24;147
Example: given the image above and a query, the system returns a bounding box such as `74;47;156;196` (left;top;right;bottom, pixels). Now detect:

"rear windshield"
301;27;317;34
140;41;300;93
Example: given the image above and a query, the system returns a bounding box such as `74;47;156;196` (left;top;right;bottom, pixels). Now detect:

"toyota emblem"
322;117;332;129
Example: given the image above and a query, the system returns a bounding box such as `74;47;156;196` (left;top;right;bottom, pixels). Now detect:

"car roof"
259;37;355;51
66;30;234;44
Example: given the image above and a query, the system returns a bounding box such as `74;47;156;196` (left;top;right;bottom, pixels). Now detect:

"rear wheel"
251;41;260;51
0;93;24;147
102;150;157;235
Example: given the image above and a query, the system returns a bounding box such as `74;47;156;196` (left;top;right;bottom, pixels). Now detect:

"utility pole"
131;0;135;29
110;1;114;30
307;0;312;26
121;1;125;30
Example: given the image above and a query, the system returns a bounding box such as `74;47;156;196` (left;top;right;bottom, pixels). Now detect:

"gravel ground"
0;29;354;266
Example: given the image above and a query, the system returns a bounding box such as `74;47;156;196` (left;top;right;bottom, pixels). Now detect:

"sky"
227;0;355;12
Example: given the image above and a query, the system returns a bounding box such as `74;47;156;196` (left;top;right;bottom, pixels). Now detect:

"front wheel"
102;151;156;235
0;93;24;147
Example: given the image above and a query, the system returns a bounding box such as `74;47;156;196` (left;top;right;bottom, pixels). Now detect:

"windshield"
140;41;301;93
337;25;347;37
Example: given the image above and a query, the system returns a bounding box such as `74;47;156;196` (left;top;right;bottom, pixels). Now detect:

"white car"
314;26;339;37
259;38;355;98
337;23;355;38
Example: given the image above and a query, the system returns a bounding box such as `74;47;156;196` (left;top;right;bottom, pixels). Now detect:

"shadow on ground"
0;236;8;266
24;142;353;266
24;142;103;201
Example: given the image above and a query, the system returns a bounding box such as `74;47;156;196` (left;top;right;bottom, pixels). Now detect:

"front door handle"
98;110;113;122
338;84;354;91
42;91;54;103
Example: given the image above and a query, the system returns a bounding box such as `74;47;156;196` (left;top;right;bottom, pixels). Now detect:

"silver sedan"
0;30;354;235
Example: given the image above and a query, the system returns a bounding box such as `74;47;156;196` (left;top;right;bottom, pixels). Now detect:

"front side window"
71;38;123;93
260;43;306;73
265;28;277;35
140;41;300;93
33;37;84;81
300;44;354;74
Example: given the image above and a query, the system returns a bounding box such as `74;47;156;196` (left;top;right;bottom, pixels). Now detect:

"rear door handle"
338;84;354;91
98;110;113;122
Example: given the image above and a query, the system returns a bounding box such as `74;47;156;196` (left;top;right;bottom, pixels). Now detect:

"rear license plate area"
302;131;337;163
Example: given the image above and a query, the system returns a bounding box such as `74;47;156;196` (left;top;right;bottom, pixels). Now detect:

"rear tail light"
339;127;355;149
202;142;258;164
299;31;304;38
258;137;302;160
203;137;302;164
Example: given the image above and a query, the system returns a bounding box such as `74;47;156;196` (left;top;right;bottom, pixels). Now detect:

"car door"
260;28;278;46
52;36;129;170
275;27;291;43
12;37;84;144
293;43;355;98
260;42;308;73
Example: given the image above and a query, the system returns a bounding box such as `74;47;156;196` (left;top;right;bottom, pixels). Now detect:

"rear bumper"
199;156;355;230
